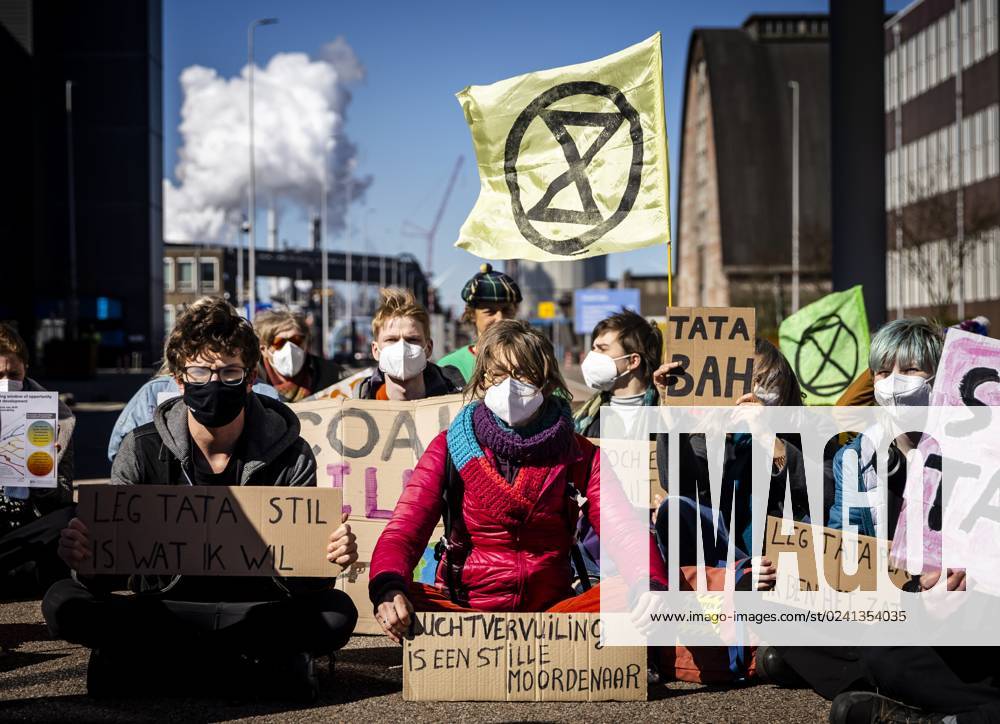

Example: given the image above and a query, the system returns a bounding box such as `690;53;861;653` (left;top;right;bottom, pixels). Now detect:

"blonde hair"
372;288;430;340
253;309;309;349
466;319;570;401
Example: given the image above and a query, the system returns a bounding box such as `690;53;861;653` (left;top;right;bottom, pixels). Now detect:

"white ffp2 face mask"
581;351;631;392
484;377;543;426
271;341;306;378
753;386;781;406
873;372;933;408
378;340;427;381
0;378;24;392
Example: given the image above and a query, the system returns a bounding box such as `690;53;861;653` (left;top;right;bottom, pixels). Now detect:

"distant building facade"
676;15;833;337
0;0;164;368
508;257;608;322
885;0;1000;323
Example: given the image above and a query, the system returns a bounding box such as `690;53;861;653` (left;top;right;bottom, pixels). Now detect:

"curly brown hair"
165;297;260;374
466;319;570;401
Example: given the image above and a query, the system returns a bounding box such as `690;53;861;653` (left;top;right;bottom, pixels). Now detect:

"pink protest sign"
891;329;1000;574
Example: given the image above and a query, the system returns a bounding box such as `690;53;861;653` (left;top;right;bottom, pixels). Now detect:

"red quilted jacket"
368;431;668;612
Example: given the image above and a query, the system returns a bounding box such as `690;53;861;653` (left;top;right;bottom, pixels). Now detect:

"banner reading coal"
454;33;669;262
778;286;870;405
296;395;463;633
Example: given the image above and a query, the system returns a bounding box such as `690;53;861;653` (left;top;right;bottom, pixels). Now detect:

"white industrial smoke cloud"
164;37;370;242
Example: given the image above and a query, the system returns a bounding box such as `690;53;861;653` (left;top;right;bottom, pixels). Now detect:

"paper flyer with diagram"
0;391;59;488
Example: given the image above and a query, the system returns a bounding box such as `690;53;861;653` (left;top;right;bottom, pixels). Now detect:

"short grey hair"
868;318;944;376
253;309;309;349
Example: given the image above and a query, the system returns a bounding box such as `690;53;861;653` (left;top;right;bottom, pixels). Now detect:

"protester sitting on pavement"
826;317;943;538
0;322;76;593
573;309;662;438
570;309;661;584
356;288;464;400
368;320;667;643
437;263;521;382
254;308;344;403
43;298;359;701
107;360;280;463
766;570;997;724
651;338;804;568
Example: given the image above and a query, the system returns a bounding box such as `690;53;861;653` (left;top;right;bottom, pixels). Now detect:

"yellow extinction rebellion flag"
454;33;669;262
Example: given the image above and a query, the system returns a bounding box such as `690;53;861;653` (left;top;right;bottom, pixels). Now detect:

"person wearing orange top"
355;288;464;401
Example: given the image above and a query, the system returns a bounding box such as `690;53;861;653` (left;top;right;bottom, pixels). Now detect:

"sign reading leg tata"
573;289;641;335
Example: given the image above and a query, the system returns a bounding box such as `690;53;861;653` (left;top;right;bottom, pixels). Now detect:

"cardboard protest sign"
662;307;755;405
403;612;645;701
778;286;870;405
0;391;59;488
589;438;659;508
303;367;373;401
296;395;463;632
892;329;1000;574
764;517;912;615
76;485;343;577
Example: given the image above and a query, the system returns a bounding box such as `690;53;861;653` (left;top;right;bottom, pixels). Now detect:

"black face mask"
183;381;248;428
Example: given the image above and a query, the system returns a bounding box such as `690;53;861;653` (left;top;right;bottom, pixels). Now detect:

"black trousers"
1;508;72;577
777;646;1000;724
42;578;358;657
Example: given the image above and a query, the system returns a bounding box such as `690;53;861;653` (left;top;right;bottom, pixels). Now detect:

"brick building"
675;15;833;338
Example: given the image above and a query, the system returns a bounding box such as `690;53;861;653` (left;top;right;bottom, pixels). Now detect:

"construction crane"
402;155;464;277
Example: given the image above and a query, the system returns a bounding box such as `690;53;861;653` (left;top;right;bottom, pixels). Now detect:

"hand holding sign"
377;589;415;644
327;512;358;567
57;517;92;569
652;360;684;404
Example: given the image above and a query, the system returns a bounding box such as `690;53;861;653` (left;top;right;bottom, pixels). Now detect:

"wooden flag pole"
667;239;673;308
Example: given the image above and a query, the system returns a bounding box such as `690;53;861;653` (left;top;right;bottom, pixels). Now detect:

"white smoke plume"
164;36;370;242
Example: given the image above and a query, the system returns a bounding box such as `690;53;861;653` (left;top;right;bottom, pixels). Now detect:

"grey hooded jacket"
103;392;323;598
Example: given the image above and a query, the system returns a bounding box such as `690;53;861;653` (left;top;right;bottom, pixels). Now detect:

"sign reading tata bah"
573;288;641;335
661;307;756;405
455;34;670;262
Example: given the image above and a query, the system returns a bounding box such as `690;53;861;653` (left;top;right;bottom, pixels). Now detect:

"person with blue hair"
826;317;943;538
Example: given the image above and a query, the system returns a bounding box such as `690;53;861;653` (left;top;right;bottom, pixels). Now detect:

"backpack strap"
568;441;597;592
434;450;467;605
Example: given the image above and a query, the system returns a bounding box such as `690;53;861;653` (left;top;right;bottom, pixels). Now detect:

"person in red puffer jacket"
369;319;667;643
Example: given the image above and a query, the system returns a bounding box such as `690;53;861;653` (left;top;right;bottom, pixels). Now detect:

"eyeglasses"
270;334;305;351
182;365;249;386
483;368;533;386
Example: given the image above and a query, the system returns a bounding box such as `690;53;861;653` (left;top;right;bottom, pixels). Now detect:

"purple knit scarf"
471;397;576;465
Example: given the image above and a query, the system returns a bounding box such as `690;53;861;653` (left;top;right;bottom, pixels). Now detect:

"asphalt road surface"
0;599;831;723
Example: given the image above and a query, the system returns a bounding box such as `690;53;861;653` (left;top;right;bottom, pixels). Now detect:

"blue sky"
163;0;904;313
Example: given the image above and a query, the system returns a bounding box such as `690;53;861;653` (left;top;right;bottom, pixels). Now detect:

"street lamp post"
65;81;79;341
247;17;278;319
789;80;800;314
320;144;330;358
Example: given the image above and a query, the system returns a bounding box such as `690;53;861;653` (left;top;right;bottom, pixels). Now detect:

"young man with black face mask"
42;298;359;701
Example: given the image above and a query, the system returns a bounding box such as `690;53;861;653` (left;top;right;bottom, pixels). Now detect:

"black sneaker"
829;691;946;723
237;651;319;703
756;646;807;689
86;649;116;699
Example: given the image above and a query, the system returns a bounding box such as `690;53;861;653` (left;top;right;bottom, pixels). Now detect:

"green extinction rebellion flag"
779;286;870;405
454;33;670;262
